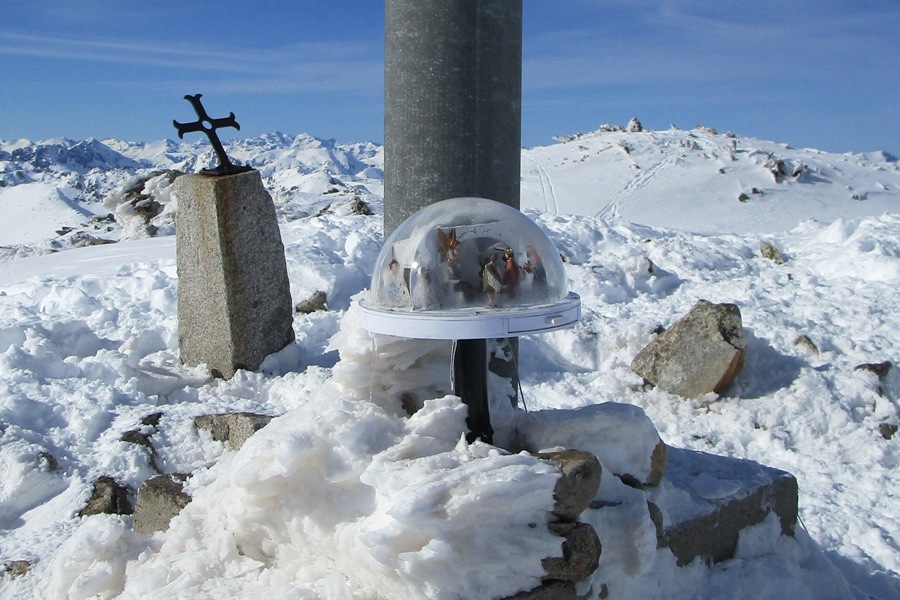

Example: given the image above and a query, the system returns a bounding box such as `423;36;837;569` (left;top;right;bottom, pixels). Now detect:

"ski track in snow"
523;151;558;215
598;151;679;222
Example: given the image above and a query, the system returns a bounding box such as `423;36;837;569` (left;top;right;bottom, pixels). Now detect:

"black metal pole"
453;338;493;443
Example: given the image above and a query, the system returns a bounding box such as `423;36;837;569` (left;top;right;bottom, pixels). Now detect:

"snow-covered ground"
0;127;899;599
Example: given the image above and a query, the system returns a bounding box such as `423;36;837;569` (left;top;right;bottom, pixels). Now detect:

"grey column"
384;0;522;236
385;2;524;432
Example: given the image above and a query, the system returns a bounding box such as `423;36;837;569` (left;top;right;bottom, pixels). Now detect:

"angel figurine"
437;228;460;277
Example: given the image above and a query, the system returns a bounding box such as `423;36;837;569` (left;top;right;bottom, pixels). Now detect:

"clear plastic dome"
359;197;580;339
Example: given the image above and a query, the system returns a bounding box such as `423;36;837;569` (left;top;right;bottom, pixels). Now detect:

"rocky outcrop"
631;300;747;397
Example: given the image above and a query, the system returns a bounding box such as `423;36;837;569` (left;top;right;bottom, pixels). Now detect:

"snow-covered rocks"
3;125;899;598
631;300;747;398
103;170;181;240
649;448;799;567
513;403;666;487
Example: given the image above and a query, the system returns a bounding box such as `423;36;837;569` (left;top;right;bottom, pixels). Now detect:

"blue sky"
1;1;897;154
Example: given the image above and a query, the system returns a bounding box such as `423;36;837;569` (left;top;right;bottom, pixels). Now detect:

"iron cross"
173;94;252;176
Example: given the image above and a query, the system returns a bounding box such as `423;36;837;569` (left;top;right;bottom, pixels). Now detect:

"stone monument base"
176;169;294;379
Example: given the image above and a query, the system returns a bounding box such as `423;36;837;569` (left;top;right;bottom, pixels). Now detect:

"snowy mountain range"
2;124;897;256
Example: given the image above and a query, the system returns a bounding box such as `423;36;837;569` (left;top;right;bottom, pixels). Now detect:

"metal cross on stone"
173;94;252;176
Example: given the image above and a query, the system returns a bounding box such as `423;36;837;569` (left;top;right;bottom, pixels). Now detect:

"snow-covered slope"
522;126;900;233
0;126;899;599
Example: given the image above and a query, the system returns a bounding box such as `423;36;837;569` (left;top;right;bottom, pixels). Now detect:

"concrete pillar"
384;0;522;236
175;170;295;379
384;1;524;437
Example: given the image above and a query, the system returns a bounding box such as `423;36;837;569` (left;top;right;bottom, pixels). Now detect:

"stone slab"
647;447;798;566
175;170;294;379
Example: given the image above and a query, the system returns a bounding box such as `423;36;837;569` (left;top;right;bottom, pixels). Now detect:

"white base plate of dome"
358;292;581;340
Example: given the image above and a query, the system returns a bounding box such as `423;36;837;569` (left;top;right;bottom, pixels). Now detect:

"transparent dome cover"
359;197;580;339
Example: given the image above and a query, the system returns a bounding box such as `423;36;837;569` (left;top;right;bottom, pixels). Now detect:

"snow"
0;183;97;246
1;126;899;599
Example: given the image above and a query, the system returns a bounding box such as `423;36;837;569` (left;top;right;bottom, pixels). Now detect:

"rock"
349;196;374;215
793;334;819;355
1;560;31;579
317;196;374;217
765;157;806;183
502;580;590;600
646;501;664;542
141;411;163;427
542;521;602;581
121;413;163;471
879;422;898;440
79;476;133;517
855;361;892;378
855;361;894;397
194;412;273;450
631;299;747;398
38;451;57;472
132;474;191;535
626;117;643;133
648;448;798;566
0;560;31;578
120;429;153;448
296;290;327;314
514;403;665;486
536;450;602;520
760;241;786;264
646;440;668;486
69;232;116;247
